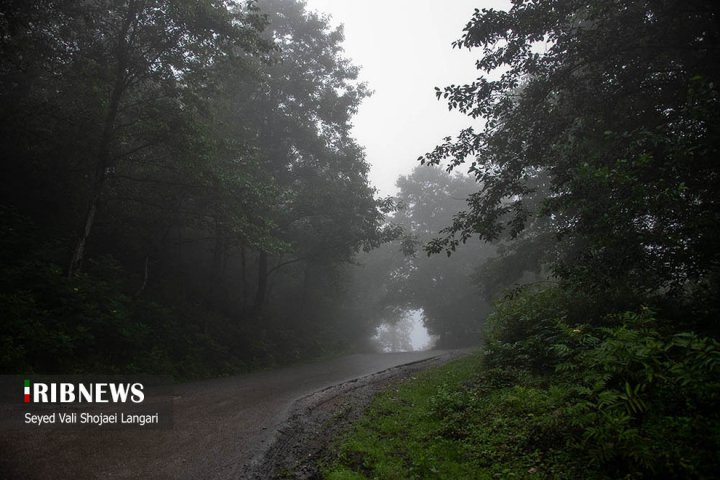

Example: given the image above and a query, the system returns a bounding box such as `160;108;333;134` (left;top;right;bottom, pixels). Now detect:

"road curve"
1;350;445;479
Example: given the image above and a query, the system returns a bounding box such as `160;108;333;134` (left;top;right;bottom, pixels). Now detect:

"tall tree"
245;0;385;311
352;167;497;347
0;0;269;276
0;0;397;374
421;0;720;304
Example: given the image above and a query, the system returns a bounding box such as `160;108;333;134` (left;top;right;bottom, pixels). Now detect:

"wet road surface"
0;350;445;479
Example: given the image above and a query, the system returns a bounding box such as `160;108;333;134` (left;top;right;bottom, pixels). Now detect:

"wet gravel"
245;351;465;479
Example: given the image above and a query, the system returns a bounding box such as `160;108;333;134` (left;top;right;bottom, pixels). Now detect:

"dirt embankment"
245;351;465;479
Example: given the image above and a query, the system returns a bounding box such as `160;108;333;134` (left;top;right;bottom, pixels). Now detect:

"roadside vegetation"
326;0;720;478
324;289;720;479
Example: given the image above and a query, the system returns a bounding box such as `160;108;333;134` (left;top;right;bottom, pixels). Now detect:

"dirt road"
0;350;447;479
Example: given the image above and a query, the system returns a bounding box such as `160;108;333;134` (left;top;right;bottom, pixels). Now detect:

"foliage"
325;287;720;479
326;2;720;478
351;166;498;348
420;0;720;302
325;288;720;478
482;286;566;372
482;288;720;478
371;312;415;353
0;0;389;376
354;3;720;473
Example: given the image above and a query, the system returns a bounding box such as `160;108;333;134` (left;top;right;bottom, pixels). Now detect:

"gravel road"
0;350;449;479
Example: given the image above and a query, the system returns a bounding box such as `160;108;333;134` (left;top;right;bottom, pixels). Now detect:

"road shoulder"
245;350;465;479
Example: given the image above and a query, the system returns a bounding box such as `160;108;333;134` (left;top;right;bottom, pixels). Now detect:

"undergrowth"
323;287;720;479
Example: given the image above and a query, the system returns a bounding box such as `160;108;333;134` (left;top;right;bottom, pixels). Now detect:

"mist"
3;0;719;478
0;0;517;377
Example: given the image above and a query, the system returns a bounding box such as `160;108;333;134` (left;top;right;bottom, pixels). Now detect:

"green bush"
0;256;251;378
470;287;720;478
483;286;569;373
325;293;720;478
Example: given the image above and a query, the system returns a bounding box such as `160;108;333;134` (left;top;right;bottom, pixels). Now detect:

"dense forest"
2;0;719;476
408;0;720;477
324;1;720;478
0;0;505;377
0;0;397;377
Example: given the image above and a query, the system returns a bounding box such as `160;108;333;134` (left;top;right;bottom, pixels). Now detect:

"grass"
322;352;510;480
322;290;720;479
321;352;589;479
322;331;720;479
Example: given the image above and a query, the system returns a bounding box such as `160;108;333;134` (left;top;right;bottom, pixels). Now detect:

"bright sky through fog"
408;310;433;350
304;0;510;197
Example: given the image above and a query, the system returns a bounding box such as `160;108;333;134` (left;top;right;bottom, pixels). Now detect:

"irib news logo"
2;375;172;430
23;379;145;404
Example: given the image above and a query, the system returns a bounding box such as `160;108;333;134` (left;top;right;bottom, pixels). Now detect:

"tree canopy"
420;0;720;309
390;3;720;477
0;0;392;375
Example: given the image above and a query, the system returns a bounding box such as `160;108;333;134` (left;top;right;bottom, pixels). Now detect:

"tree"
0;0;392;374
0;0;270;277
396;167;497;346
373;312;414;352
244;0;388;312
352;167;497;347
420;0;720;307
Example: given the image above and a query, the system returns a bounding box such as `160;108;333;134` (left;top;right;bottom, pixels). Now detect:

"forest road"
0;350;449;479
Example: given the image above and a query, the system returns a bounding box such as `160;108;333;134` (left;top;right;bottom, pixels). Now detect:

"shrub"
478;287;720;478
483;286;569;373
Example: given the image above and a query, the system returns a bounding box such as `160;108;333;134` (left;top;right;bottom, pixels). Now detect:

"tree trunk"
67;194;99;277
240;245;248;308
254;250;268;311
135;255;150;296
212;217;225;281
66;2;136;278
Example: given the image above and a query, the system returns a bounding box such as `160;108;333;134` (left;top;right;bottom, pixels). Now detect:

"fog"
0;0;519;378
305;0;511;196
3;0;717;477
373;309;435;352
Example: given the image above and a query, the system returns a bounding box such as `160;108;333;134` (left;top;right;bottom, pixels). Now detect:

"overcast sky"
304;0;510;197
